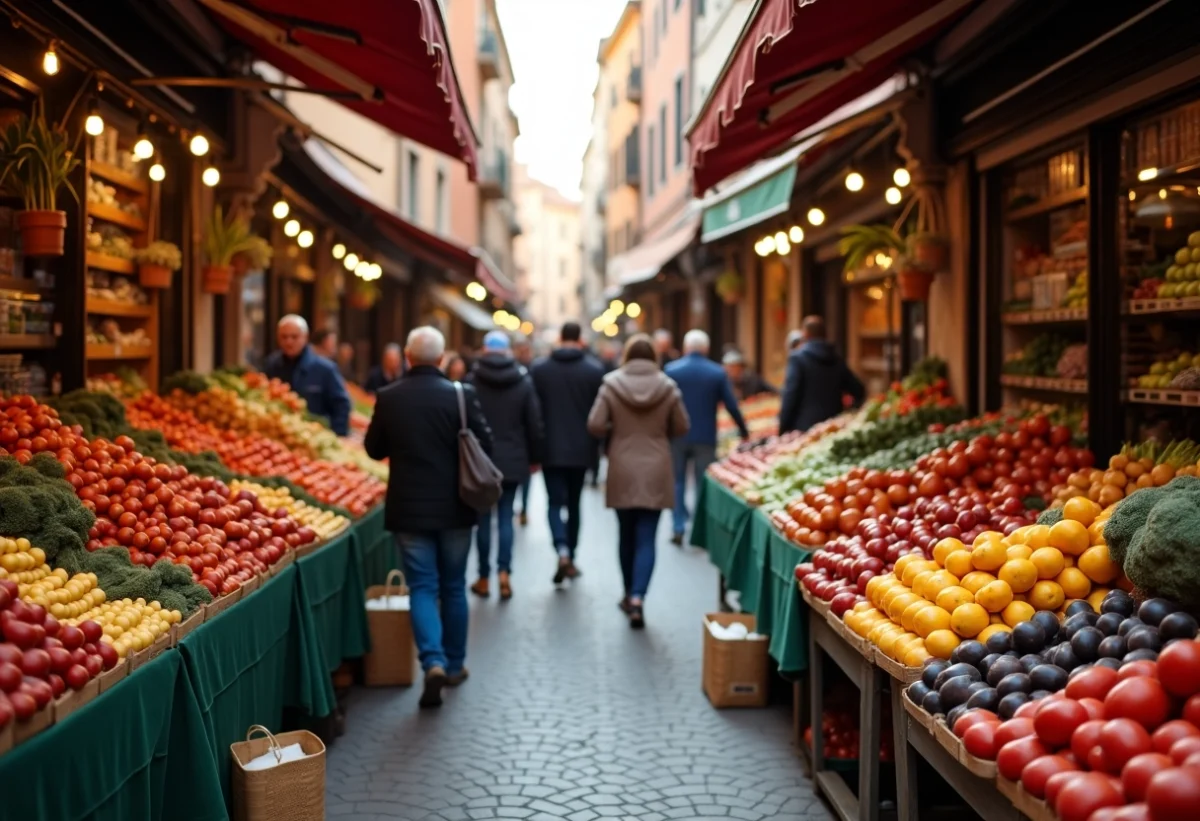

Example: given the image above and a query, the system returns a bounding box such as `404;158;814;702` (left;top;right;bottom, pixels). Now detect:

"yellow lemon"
1063;497;1102;527
887;592;922;622
978;623;1013;644
976;580;1015;613
960;571;997;594
1006;544;1034;561
877;629;906;657
1029;580;1066;611
1050;519;1091;556
936;585;975;613
853;600;875;613
904;646;932;668
892;633;923;661
1001;600;1036;627
911;571;937;600
1030;547;1066;580
1024;525;1052;549
944;550;974;578
901;599;934;633
951;603;990;637
914;605;952;638
1056;567;1092;600
924;629;961;660
1007;525;1032;545
971;540;1008;572
933;537;966;566
882;585;914;613
999;559;1039;593
1078;545;1119;584
901;560;937;588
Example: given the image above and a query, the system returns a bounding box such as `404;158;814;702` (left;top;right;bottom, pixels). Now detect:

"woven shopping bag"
230;725;326;821
363;569;414;686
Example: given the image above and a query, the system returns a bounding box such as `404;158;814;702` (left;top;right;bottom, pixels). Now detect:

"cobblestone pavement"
326;480;831;821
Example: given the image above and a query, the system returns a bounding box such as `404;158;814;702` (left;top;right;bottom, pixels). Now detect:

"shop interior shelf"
88;161;149;195
860;357;897;375
1124;388;1200;407
859;328;898;340
86;298;153;319
0;275;51;293
1124;296;1200;316
87;202;147;232
1005;186;1089;222
999;374;1088;394
1001;307;1088;325
1123;156;1200;187
0;334;56;350
86;252;135;275
86;343;153;361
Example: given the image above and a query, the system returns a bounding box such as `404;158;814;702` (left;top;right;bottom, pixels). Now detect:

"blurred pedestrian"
444;353;467;382
364;327;493;708
664;331;748;545
787;329;805;351
336;341;356;382
779;315;865;434
364;343;404;394
653;329;680;367
264;315;352;436
722;350;777;400
531;321;604;584
465;331;544;600
512;334;534;524
312;328;338;359
587;334;689;628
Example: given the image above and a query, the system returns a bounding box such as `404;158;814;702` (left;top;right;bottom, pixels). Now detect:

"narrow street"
325;481;831;821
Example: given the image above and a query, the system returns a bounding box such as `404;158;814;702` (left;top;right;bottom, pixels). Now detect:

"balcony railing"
479;29;499;80
479;151;510;200
627;65;642;103
623;128;640;188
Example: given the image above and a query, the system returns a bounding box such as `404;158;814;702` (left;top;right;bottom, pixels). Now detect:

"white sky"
496;0;629;200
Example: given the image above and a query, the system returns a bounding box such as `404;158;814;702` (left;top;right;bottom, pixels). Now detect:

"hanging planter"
201;264;233;294
896;267;935;302
908;232;949;274
714;270;744;305
202;205;259;295
133;241;182;289
232;236;273;276
0;100;80;258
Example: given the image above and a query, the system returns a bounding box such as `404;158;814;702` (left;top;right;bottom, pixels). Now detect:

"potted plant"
202;206;256;294
232;235;272;275
714;269;743;305
838;224;905;275
349;278;379;310
0;100;80;257
133;241;182;289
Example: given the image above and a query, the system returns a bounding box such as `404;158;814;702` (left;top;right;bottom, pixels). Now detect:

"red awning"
688;0;971;194
200;0;479;178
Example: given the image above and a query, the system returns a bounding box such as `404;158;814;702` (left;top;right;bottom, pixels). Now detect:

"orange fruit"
1024;525;1052;549
914;606;952;638
975;580;1015;613
881;584;912;611
901;599;933;633
1087;521;1108;546
911;571;937;600
1006;544;1034;561
1030;547;1066;580
922;570;960;601
960;571;997;594
935;585;975;613
944;550;974;578
892;633;924;661
1086;587;1110;611
1077;545;1119;584
1056;567;1092;600
1063;497;1102;527
1001;600;1036;627
971;539;1007;572
972;530;1005;548
924;629;961;660
933;537;966;566
887;592;922;622
1029;580;1066;611
904;645;932;668
1049;519;1090;556
893;554;922;579
950;603;989;637
901;559;937;587
999;559;1039;593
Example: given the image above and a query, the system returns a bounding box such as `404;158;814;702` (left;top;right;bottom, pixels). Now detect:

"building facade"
691;0;753;117
514;164;583;332
640;0;691;239
599;3;643;302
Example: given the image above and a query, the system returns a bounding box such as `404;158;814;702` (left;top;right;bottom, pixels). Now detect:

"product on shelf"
1134;352;1200;388
87;270;149;306
1159;232;1200;298
1056;344;1088;380
227;480;350;540
1004;334;1075;378
1051;440;1199;507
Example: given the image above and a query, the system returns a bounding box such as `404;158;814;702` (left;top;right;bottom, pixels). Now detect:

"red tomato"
1015;699;1045;719
1185;695;1200;727
1071;719;1106;764
1078;697;1105;721
1045;770;1085;807
1122;753;1174;802
998;736;1050;781
1100;718;1155;772
1119;660;1159;681
1020;755;1077;799
1104;677;1172;731
963;722;999;761
995;717;1037;750
954;709;999;738
1146;766;1200;821
1036;700;1090;748
1157;640;1200;699
1054;772;1125;821
1066;666;1120;701
1087;805;1150;821
1169;737;1200;765
1153;721;1200;755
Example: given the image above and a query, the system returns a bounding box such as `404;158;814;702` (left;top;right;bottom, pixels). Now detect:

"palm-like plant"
203;205;257;267
0;99;80;212
838;224;905;274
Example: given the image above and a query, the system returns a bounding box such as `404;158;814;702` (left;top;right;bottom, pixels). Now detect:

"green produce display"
1104;476;1200;605
1003;333;1073;378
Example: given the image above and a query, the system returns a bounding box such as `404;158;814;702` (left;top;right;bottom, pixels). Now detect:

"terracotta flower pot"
897;268;935;302
17;210;67;257
349;293;375;311
909;235;949;273
202;264;233;295
231;253;251;277
139;263;172;289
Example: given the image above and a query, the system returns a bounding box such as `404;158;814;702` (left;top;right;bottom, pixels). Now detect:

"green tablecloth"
692;476;758;602
0;651;227;821
762;513;812;675
297;527;371;676
354;506;393;587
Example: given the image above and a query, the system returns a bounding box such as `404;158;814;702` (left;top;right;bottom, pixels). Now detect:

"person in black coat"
464;331;545;600
779;315;866;434
363;326;493;709
363;343;404;394
530;321;604;584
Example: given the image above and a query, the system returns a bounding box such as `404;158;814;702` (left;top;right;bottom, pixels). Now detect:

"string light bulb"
297;229;314;248
148;161;165;182
604;324;619;338
609;299;625;314
807;207;825;226
520;321;534;335
885;186;902;205
759;234;776;255
84;101;104;137
626;302;641;319
355;260;370;278
893;168;911;187
42;42;60;76
368;263;382;280
201;166;220;187
343;253;359;271
189;134;210;157
788;225;804;244
332;243;346;260
133;125;154;160
272;200;289;219
845;169;864;192
283;219;300;237
776;237;791;256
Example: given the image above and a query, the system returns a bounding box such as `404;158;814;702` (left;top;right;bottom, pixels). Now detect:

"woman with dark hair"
443;353;467;382
587;333;690;628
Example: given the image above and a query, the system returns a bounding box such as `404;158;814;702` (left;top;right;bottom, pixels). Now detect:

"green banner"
701;163;798;243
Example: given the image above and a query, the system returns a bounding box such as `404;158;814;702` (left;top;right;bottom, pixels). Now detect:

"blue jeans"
671;440;716;536
517;477;530;515
617;509;661;599
544;467;586;559
476;482;519;577
396;529;472;674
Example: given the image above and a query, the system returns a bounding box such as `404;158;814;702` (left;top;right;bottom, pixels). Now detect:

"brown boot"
446;668;470;687
470;578;490;598
420;666;447;708
498;571;512;601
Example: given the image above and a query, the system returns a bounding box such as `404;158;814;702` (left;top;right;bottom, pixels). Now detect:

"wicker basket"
702;613;769;708
363;569;414;686
230;725;326;821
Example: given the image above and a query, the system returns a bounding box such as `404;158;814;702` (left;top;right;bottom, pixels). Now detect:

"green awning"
701;161;798;243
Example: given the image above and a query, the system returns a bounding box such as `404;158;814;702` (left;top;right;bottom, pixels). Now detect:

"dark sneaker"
446;668;470;687
629;605;645;630
518;512;528;527
553;557;570;585
670;532;684;547
498;571;512;601
618;597;633;615
420;666;447;708
470;578;490;598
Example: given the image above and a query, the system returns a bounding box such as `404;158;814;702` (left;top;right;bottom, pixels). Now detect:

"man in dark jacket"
465;331;544;600
664;330;749;545
779;315;866;434
364;326;493;709
363;343;403;394
531;321;604;584
263;315;352;436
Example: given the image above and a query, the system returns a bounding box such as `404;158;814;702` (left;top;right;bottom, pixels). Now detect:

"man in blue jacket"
664;330;749;546
263;315;352;436
779;315;865;434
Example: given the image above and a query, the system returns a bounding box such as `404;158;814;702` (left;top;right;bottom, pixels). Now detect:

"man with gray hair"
653;328;680;367
263;314;352;435
364;342;404;394
663;329;749;545
365;326;494;708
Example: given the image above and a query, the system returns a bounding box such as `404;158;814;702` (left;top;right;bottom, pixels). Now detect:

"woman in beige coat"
587;334;690;628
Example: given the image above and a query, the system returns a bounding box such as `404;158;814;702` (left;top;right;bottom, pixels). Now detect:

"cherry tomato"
1035;699;1090;748
1104;677;1171;731
1157;640;1200;699
995;717;1036;751
1071;719;1106;764
1146;766;1200;821
1122;753;1174;802
998;735;1050;781
1020;754;1077;799
1054;772;1125;821
1066;666;1120;701
1153;721;1200;755
1099;718;1154;772
1087;805;1150;821
1078;697;1105;721
1185;695;1200;727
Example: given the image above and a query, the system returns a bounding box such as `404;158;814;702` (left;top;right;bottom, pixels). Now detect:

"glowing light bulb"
1137;168;1157;182
774;231;788;247
591;318;604;332
789;225;804;244
85;102;104;137
148;162;165;182
355;260;370;278
272;200;290;219
609;299;625;314
493;310;509;324
776;237;791;256
189;134;209;156
283;219;300;237
43;43;59;76
626;302;641;319
760;235;776;255
807;207;825;226
201;166;220;187
343;253;359;271
133;134;154;160
368;263;382;280
332;243;346;260
604;324;618;338
885;186;902;205
893;168;911;187
297;229;314;248
845;171;864;192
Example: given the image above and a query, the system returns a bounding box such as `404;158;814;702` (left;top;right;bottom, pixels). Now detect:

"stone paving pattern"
327;481;832;821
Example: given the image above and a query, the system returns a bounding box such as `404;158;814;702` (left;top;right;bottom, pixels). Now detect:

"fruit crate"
873;651;922;684
1124;388;1200;406
1126;296;1200;314
52;676;100;723
1015;782;1055;821
171;609;206;647
13;703;52;746
204;585;243;621
97;658;127;693
931;716;962;761
959;748;998;779
900;686;932;731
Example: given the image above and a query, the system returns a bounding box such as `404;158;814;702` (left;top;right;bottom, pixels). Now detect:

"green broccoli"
1104;477;1200;565
1037;507;1064;526
1122;489;1200;606
161;371;212;395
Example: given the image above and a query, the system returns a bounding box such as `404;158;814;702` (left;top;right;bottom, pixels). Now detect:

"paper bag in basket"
364;569;414;686
230;725;325;821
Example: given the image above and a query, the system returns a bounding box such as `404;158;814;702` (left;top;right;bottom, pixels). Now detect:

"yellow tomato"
922;570;961;602
1086;587;1111;611
1030;547;1066;580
